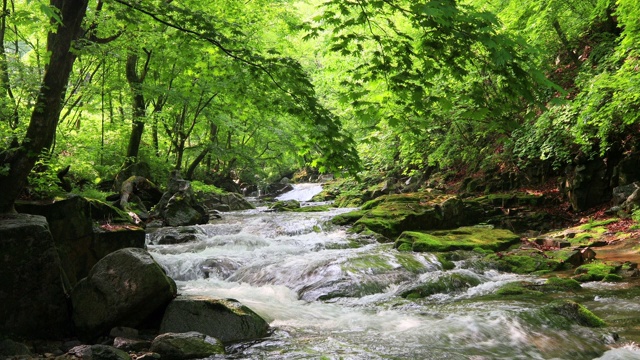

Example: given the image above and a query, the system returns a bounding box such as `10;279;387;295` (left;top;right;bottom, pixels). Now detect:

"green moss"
342;254;394;273
484;248;577;274
394;253;428;273
191;180;226;195
527;300;606;329
574;261;618;281
495;281;543;296
395;226;520;253
549;300;606;328
401;273;481;299
436;253;455;270
603;273;623;282
397;242;413;252
331;210;366;225
292;205;332;212
544;277;582;292
579;218;619;231
268;200;301;212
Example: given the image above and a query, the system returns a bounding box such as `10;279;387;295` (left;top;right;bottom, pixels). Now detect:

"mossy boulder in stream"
150;332;225;359
336;192;490;239
268;200;301;211
395;226;520;253
402;272;482;299
573;261;622;282
331;210;367;225
533;300;606;328
481;247;591;275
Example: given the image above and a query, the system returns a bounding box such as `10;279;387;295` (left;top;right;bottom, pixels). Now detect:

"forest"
0;0;637;211
2;0;640;358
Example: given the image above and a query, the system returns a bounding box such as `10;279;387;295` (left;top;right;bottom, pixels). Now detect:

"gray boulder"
71;248;177;339
197;192;255;212
0;214;72;339
160;296;269;343
150;332;224;360
147;226;199;245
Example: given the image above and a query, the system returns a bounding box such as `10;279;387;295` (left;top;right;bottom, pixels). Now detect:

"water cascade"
148;184;640;359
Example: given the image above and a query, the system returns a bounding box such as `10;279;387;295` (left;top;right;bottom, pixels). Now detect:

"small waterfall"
275;183;324;202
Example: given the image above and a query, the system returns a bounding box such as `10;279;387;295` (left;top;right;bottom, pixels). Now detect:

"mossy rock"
395;226;520;253
291;205;332;212
483;247;584;275
268;200;301;212
435;253;456;270
573;261;621;282
495;281;544;297
543;277;582;292
331;210;367;225
537;300;606;328
401;272;481;299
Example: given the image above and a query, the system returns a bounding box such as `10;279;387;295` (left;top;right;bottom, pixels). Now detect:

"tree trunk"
552;19;579;65
0;0;89;213
0;0;18;128
124;52;150;166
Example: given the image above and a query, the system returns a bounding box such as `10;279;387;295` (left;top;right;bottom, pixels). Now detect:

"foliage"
1;0;639;207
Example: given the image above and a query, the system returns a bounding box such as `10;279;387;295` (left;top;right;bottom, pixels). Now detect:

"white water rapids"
148;184;640;359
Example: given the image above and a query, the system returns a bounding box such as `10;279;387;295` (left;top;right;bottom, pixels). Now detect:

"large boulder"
15;196;144;286
150;332;224;360
394;226;521;253
71;248;177;339
160;296;269;343
197;192;255;212
152;172;209;227
348;193;490;239
0;214;72;339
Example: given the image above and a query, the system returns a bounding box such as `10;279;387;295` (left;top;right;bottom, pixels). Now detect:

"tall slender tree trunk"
0;0;18;128
124;52;149;166
0;0;89;213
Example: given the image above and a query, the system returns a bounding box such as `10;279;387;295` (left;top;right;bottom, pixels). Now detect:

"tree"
0;0;89;213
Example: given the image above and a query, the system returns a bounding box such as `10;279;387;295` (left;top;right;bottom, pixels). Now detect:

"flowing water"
148;184;640;359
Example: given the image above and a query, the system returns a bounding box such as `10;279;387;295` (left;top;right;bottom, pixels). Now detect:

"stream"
148;184;640;359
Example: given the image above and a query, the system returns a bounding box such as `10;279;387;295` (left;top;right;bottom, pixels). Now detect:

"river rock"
147;226;199;245
348;193;493;238
159;296;269;343
63;344;131;360
71;248;177;339
197;191;255;211
15;196;144;286
0;213;72;339
268;199;301;211
150;332;224;359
